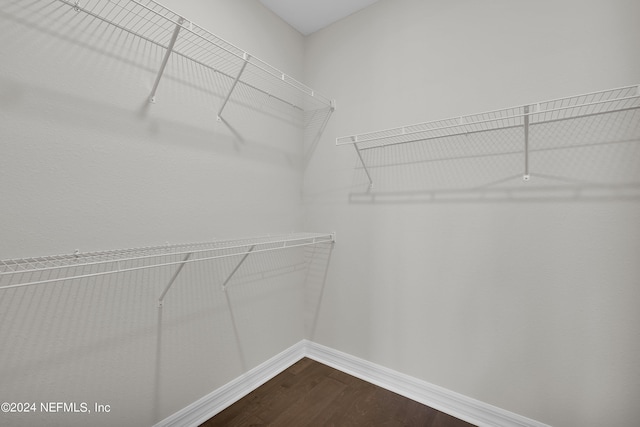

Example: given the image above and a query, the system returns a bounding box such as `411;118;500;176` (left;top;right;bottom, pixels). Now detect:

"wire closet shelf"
58;0;333;114
0;233;336;291
337;85;640;187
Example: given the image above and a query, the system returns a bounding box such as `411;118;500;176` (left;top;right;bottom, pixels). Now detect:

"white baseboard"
304;340;550;427
153;340;307;427
155;339;550;427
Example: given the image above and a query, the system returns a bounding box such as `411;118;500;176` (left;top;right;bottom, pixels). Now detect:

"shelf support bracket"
523;105;530;181
157;252;192;307
221;245;256;291
217;53;250;121
353;139;373;190
149;18;184;104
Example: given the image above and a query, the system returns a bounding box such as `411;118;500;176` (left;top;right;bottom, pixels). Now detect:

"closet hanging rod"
336;85;640;147
0;233;335;290
59;0;333;109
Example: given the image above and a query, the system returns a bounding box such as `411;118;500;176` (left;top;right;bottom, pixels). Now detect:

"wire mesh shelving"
50;0;334;117
0;233;336;295
337;85;640;189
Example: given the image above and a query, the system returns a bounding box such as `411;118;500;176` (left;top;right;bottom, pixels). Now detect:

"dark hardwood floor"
200;358;476;427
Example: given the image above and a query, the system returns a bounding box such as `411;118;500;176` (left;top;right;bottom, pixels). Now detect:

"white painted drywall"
2;0;639;426
302;0;640;426
0;0;306;258
0;0;312;426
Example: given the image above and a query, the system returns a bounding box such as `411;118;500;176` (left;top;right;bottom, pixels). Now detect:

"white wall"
0;0;307;258
303;0;640;426
2;0;639;426
0;0;313;426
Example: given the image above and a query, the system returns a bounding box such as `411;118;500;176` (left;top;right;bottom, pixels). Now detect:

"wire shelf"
337;85;640;188
337;85;639;149
51;0;333;113
0;233;336;290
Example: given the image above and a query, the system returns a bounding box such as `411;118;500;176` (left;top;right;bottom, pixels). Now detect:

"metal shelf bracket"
217;53;250;121
149;17;185;104
523;105;530;182
157;252;192;307
221;244;255;291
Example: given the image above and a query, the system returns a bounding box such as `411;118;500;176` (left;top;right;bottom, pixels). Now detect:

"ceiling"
259;0;381;36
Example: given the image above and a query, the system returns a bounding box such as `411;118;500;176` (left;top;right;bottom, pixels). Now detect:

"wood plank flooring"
200;358;476;427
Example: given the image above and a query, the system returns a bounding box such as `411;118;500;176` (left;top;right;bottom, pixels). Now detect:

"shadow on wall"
0;0;333;169
348;108;640;204
0;75;302;169
152;245;317;421
302;240;335;340
0;241;332;426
